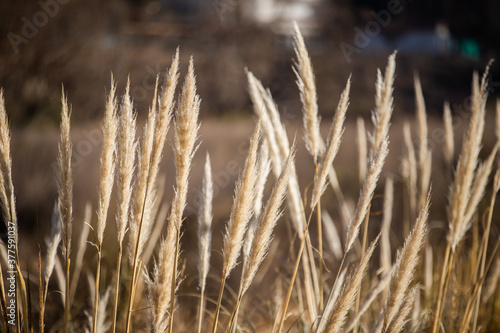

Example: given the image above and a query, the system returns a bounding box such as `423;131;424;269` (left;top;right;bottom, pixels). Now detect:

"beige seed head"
58;88;73;261
357;117;367;185
128;86;158;264
240;140;296;295
414;73;428;166
380;176;394;275
311;76;350;208
443;102;454;166
448;68;489;250
372;52;396;151
385;285;420;333
96;75;118;246
383;190;430;329
293;22;321;162
116;79;137;244
325;234;381;333
0;89;17;241
222;122;260;277
345;136;389;253
198;152;213;291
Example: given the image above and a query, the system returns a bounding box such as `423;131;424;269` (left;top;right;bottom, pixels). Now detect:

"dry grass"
0;26;500;333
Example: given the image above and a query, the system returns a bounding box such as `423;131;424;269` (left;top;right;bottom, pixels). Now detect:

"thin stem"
92;250;102;333
471;188;498;332
225;294;242;333
167;231;180;333
111;245;123;333
316;198;323;310
276;208;315;333
126;262;140;333
38;252;43;333
197;284;206;333
64;258;71;333
432;243;453;333
353;204;371;333
125;182;150;333
211;275;227;333
331;252;347;304
460;237;500;333
125;251;139;333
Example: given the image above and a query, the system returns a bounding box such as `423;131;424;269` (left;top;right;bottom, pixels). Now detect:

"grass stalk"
316;167;323;310
125;184;149;333
276;208;319;333
167;231;180;333
197;284;206;333
38;250;43;333
353;204;371;333
64;259;70;333
470;172;499;332
92;251;102;333
111;245;122;333
460;237;500;333
211;275;227;333
432;243;453;333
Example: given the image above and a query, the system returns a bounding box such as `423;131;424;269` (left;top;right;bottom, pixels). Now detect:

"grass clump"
0;26;499;333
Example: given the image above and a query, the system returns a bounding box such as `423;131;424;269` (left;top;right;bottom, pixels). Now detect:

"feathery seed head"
222;122;261;277
45;202;62;287
293;22;321;162
240;139;296;295
384;190;430;329
448;66;490;249
325;234;380;333
443;102;454;166
311;76;350;208
345;136;389;253
116;79;137;244
198;152;213;290
371;52;396;151
58;88;73;261
96;76;118;245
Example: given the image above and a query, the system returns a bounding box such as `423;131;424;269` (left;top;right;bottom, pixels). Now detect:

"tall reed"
57;88;73;333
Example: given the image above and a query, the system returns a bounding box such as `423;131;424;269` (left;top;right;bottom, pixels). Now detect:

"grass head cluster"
0;26;499;333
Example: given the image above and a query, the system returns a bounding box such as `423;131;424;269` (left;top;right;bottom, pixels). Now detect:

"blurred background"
0;0;499;248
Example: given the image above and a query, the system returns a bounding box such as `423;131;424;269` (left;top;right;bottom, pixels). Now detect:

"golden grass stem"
167;231;180;333
432;243;453;333
459;237;500;333
111;245;122;333
277;207;321;333
92;251;102;333
38;250;43;333
316;168;324;310
211;276;227;333
125;184;149;333
470;172;499;332
353;204;371;333
197;285;206;333
225;295;242;333
64;259;70;333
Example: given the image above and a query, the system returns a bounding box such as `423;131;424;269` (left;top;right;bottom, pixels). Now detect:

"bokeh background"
0;0;499;257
